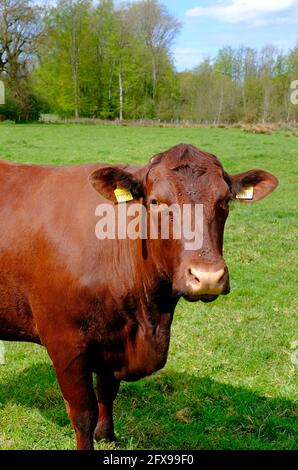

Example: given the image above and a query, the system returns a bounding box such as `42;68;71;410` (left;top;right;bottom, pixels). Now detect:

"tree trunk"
242;84;247;120
71;15;80;119
152;54;156;102
262;89;270;123
217;85;224;124
119;67;123;121
108;62;114;102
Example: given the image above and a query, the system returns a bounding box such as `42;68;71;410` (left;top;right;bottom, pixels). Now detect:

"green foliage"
2;1;297;124
0;89;43;122
0;123;297;449
20;94;42;122
177;45;298;124
0;0;42;121
0;94;19;121
34;0;180;121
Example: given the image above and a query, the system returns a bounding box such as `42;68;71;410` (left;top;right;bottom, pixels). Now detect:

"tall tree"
89;0;116;117
0;0;40;80
259;46;279;123
129;0;180;115
113;5;134;121
0;0;41;119
36;0;91;117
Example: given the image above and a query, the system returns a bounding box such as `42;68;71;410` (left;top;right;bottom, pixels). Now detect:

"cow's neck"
89;237;179;380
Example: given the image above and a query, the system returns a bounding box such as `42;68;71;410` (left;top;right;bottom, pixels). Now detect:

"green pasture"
0;122;297;449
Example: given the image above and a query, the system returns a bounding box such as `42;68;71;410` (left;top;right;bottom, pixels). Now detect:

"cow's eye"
150;199;159;207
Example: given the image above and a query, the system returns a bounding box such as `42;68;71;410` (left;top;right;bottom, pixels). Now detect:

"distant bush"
0;95;20;121
21;94;43;122
0;91;43;122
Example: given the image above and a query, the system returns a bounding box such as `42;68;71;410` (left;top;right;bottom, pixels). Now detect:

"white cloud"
186;0;298;23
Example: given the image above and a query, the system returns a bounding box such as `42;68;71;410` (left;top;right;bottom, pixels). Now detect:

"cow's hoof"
94;428;116;442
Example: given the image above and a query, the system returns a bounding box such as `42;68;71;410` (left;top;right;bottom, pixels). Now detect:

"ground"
0;122;297;450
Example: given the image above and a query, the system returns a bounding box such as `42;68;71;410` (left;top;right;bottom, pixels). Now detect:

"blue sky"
158;0;298;71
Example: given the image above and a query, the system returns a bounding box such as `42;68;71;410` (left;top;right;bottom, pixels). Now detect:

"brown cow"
0;144;278;449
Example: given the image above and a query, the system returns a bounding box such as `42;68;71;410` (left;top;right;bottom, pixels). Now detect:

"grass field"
0;122;297;450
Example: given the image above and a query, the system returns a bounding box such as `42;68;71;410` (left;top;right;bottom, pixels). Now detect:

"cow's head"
90;144;278;303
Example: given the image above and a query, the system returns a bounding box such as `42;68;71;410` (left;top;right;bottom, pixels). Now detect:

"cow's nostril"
218;269;226;284
188;267;200;284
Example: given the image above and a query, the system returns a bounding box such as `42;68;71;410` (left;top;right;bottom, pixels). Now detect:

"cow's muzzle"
183;264;230;302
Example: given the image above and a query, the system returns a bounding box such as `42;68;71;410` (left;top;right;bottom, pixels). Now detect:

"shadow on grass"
0;362;297;450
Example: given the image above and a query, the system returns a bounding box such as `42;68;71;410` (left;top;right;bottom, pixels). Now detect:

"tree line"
0;0;298;123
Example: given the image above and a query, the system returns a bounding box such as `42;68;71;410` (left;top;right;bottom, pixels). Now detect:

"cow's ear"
230;169;278;203
89;167;144;203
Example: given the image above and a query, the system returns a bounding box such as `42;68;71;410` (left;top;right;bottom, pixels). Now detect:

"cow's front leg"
54;354;98;450
94;373;120;442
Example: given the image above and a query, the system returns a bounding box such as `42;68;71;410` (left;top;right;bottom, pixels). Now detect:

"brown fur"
0;144;278;449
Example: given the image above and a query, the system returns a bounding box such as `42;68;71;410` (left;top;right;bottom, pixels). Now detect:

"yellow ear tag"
114;186;133;203
236;186;254;200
